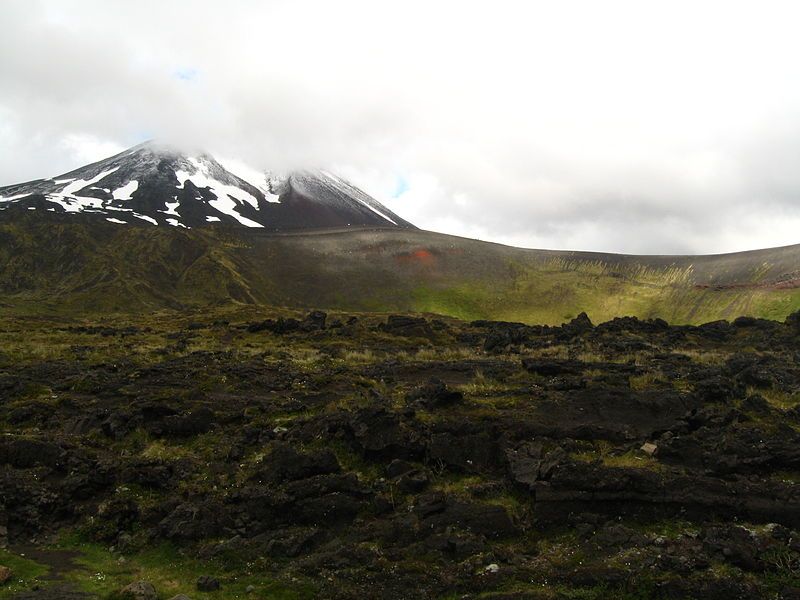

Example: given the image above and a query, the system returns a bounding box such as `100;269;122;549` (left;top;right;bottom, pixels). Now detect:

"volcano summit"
0;141;415;230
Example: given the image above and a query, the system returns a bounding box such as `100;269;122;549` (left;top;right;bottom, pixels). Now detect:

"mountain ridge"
0;141;415;230
0;144;798;323
0;212;798;324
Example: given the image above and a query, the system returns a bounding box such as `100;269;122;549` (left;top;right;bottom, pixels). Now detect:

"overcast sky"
2;0;800;254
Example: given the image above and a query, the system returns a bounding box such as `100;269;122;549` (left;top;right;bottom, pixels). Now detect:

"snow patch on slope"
217;156;281;203
59;167;120;197
161;197;180;216
174;157;263;227
186;157;260;209
0;192;32;202
45;195;104;213
265;173;287;203
133;213;158;225
112;180;139;200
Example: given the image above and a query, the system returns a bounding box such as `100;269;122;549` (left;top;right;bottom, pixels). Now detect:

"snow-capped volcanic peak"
172;156;263;227
0;141;415;230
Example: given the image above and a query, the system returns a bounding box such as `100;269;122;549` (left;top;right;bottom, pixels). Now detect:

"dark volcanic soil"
1;308;800;599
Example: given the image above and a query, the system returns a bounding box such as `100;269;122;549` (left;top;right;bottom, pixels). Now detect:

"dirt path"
8;545;94;600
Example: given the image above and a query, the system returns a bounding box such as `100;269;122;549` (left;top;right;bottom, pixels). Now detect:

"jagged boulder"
250;443;340;485
246;317;301;334
506;442;566;491
159;501;230;541
521;358;584;376
405;378;463;409
413;492;519;539
482;323;530;352
196;575;220;591
379;315;433;338
350;408;425;459
119;581;157;600
0;438;65;470
148;406;215;437
0;565;12;585
301;310;327;331
561;311;594;336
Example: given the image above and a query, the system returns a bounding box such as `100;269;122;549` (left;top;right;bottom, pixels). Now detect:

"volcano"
0;141;415;230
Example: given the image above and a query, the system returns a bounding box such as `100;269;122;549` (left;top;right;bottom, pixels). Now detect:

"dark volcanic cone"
0;141;416;230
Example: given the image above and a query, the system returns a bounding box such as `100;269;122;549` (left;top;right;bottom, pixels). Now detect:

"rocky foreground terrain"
1;307;799;599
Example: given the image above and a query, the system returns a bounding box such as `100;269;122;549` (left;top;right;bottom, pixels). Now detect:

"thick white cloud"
2;0;800;254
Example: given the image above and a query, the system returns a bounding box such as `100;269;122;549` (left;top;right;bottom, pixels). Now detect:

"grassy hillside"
0;214;798;324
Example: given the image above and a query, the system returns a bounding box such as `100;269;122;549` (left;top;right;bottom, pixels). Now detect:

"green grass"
53;535;315;600
412;283;494;321
407;258;800;326
628;372;666;390
459;370;512;396
627;519;697;539
571;441;665;471
302;438;385;483
0;548;50;599
758;388;800;410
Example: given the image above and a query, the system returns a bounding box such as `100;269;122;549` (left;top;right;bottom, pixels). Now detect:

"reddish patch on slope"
395;248;436;266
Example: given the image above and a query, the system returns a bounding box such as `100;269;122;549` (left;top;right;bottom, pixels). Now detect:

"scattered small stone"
119;580;157;600
245;585;256;593
196;575;221;591
0;565;13;585
640;442;658;456
484;563;500;574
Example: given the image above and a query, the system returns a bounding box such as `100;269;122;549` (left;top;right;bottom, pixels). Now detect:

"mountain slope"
0;214;798;324
0;142;415;230
0;144;797;323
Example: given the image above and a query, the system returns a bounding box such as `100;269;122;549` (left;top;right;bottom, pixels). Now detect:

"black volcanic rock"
4;309;800;598
0;141;415;230
380;315;434;338
563;311;594;335
406;378;464;409
250;443;341;485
